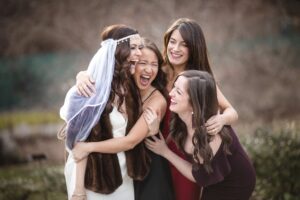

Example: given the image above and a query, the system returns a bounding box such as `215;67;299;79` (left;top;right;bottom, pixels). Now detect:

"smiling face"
169;75;193;115
133;48;159;92
167;29;189;70
128;36;144;64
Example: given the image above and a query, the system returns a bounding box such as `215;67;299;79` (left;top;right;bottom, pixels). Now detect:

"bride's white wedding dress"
64;106;134;200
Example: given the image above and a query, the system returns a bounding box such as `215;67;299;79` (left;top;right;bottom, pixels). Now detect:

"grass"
0;111;62;130
0;163;66;200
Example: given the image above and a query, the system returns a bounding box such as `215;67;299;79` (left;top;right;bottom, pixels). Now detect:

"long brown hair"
84;25;149;193
101;24;141;113
163;18;213;76
142;38;168;99
171;70;231;173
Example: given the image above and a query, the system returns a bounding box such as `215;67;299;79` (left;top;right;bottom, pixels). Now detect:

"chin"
169;106;176;113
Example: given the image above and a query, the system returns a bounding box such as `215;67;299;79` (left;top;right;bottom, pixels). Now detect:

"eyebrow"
174;83;183;93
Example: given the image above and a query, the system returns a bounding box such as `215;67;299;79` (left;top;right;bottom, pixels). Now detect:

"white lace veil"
60;34;140;150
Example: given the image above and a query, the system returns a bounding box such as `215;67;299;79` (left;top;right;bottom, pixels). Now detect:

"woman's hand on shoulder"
143;107;161;136
76;70;96;97
205;111;226;135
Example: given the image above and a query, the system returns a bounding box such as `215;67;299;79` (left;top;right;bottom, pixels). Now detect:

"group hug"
59;18;256;200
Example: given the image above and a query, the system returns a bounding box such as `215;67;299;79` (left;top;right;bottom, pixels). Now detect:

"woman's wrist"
219;113;227;126
161;147;171;158
83;142;93;154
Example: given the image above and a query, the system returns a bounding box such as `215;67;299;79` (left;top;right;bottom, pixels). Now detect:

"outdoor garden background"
0;0;299;199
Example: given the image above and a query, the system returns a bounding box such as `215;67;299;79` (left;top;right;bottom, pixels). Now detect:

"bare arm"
216;85;238;125
205;85;238;134
72;94;167;161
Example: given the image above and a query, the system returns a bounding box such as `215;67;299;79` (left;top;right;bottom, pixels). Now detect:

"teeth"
141;75;150;79
171;51;181;56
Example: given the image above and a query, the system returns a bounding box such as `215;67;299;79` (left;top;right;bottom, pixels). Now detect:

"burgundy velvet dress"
162;100;200;200
189;126;256;200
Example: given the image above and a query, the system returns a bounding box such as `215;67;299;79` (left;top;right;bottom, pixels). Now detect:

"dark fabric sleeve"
192;148;231;187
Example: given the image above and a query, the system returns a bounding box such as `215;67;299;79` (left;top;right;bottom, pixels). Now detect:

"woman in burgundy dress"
146;70;256;200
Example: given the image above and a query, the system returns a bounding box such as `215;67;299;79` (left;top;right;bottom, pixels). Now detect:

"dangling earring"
192;111;195;128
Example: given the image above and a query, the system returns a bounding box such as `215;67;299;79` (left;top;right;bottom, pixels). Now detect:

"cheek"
167;43;173;51
134;66;142;76
127;52;134;61
183;48;189;57
153;68;158;77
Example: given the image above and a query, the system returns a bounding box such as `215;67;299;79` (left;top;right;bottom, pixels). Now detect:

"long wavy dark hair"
100;24;141;113
170;70;232;173
84;25;149;193
163;18;213;76
142;38;168;100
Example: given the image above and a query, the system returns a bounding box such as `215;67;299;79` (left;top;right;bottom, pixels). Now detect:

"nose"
169;88;174;97
144;65;152;73
173;43;180;51
136;48;142;56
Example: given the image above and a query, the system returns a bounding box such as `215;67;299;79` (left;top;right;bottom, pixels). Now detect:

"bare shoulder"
143;90;167;114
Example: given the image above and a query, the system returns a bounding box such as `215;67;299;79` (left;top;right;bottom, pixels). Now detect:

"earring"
192;112;195;128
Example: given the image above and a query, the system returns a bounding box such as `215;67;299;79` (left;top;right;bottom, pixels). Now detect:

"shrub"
241;124;300;200
0;164;66;200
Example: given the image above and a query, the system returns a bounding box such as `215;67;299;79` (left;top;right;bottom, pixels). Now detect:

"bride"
61;24;149;200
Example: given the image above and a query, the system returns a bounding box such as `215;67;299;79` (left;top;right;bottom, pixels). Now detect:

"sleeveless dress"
64;106;134;200
162;98;200;200
134;90;175;200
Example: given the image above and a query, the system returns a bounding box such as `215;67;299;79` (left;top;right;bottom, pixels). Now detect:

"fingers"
81;82;94;97
76;71;96;97
85;79;96;94
206;123;216;132
89;76;95;84
150;135;160;142
159;131;165;141
145;139;155;150
77;84;89;97
143;110;152;124
145;107;158;120
206;125;221;135
205;116;216;127
143;108;157;123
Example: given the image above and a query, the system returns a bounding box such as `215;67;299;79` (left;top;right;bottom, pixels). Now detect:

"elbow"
233;108;239;122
